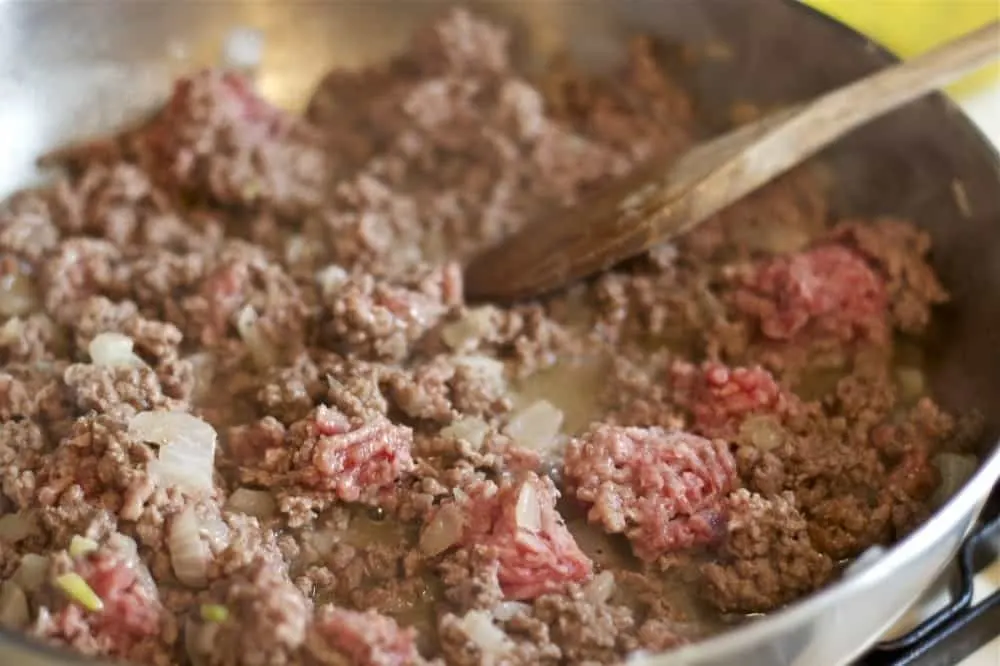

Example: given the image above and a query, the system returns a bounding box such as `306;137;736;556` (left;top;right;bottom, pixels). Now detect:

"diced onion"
0;270;38;317
55;572;104;612
0;513;38;543
226;488;276;520
200;603;230;623
931;453;978;508
844;546;886;578
457;610;513;655
419;504;465;556
69;535;99;558
0;317;25;345
168;507;210;588
0;581;29;629
514;483;541;533
503;400;563;452
584;571;616;605
236;305;279;369
88;332;146;367
491;601;529;622
895;367;925;402
315;265;349;295
13;554;49;592
200;515;231;551
737;415;785;451
441;417;490;450
130;411;217;494
441;308;495;351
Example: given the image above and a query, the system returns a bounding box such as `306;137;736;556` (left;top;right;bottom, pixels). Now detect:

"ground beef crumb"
564;425;737;562
731;244;889;346
700;490;834;613
306;605;424;666
426;473;593;601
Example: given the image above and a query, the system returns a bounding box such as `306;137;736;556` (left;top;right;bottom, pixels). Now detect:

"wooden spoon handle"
464;21;1000;303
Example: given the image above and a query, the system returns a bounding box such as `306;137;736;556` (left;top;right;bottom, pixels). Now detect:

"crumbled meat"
700;490;834;613
306;605;423;666
731;244;889;344
427;473;593;600
133;69;331;217
564;425;737;561
234;391;414;505
670;360;798;439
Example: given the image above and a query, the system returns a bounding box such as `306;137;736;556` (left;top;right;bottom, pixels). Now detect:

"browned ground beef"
0;8;981;666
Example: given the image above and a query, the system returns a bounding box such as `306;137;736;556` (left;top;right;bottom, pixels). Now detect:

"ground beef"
132;69;331;218
233;391;414;506
731;244;889;345
0;7;976;666
564;425;738;562
700;490;834;613
670;360;799;440
307;605;424;666
425;473;593;601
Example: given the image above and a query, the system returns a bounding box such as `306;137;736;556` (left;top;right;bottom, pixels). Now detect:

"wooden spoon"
463;21;1000;303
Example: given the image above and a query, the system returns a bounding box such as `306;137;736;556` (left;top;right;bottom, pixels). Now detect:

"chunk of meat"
732;244;888;344
307;605;422;666
700;490;834;613
670;360;798;440
233;388;414;505
563;425;737;561
134;69;329;217
34;547;162;659
424;473;593;600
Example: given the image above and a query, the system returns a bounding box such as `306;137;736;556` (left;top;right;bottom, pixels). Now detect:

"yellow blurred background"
801;0;1000;98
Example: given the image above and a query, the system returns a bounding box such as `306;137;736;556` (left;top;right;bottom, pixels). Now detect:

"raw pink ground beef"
309;606;421;666
429;473;594;600
670;361;798;440
563;426;738;562
732;244;889;344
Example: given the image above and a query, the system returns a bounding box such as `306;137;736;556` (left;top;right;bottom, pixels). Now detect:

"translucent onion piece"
130;411;217;494
88;332;145;367
0;513;38;543
441;308;494;350
895;367;926;402
490;601;529;622
236;305;279;369
457;610;513;655
0;270;38;317
419;504;465;557
0;581;29;629
168;507;210;588
441;417;490;450
13;554;49;592
503;400;563;452
514;483;541;533
315;265;349;295
200;515;230;551
69;535;99;558
737;415;785;451
0;317;25;345
226;488;276;520
56;573;104;612
584;571;616;605
931;453;978;508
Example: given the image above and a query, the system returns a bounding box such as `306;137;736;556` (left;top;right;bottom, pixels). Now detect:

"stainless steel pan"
0;1;998;665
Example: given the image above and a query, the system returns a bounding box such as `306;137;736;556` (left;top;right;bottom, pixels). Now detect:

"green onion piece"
55;573;103;612
69;535;99;558
200;603;229;622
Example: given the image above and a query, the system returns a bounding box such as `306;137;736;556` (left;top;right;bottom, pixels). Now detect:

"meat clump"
421;472;593;600
563;425;737;561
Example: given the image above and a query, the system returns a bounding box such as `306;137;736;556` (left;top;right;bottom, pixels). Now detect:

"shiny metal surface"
1;2;999;665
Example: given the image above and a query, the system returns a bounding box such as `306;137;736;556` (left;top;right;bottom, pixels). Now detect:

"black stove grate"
858;486;1000;666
